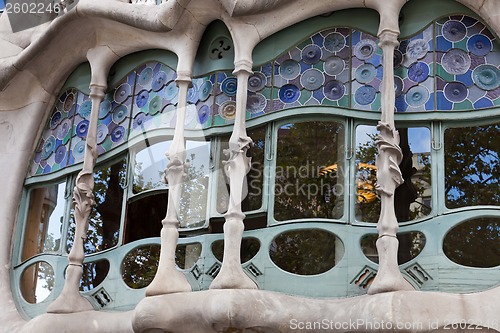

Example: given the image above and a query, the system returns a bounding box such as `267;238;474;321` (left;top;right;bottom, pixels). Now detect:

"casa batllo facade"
0;0;499;332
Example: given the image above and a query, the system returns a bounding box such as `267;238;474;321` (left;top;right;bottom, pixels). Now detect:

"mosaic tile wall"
31;15;500;176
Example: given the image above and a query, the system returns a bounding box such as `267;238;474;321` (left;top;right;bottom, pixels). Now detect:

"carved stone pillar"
47;46;119;312
210;60;257;290
145;75;192;296
367;30;414;294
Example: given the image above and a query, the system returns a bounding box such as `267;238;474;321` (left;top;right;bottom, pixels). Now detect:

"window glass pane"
124;192;166;244
80;260;110;291
22;182;66;261
269;229;344;275
133;141;171;194
217;126;266;214
175;243;202;269
121;244;160;289
211;237;260;264
274;121;344;221
179;140;211;228
67;159;126;254
355;125;432;222
20;261;54;304
443;217;500;268
445;124;500;208
360;231;426;265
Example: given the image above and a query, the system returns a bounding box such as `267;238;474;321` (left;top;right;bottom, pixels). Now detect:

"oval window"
360;231;426;265
269;229;344;275
80;260;110;291
211;237;260;264
443;217;500;268
175;243;202;269
20;261;55;304
121;244;160;289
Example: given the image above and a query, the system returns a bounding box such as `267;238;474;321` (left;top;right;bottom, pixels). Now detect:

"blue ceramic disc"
187;83;199;103
54;144;67;164
473;64;500;90
393;49;403;67
135;90;149;108
324;56;344;76
301;44;322;64
355;85;376;105
354;39;377;60
72;140;86;160
394;76;404;97
406;85;430;107
112;105;128;124
248;72;266;92
246;93;267;114
41;136;56;160
133;113;147;129
279;60;300;80
278;84;300;103
111;125;125;142
406;39;429;60
198;105;210;124
76;120;89;138
441;49;471;75
96;124;108;144
138;67;153;86
163;81;178;100
467;34;492;56
443;20;466;42
300;68;325;90
355;64;377;84
152;71;168;91
324;80;345;101
79;100;92;119
114;83;131;103
221;77;237;96
199;80;213;101
324;32;345;52
148;96;162;115
63;93;75;111
50;111;62;129
408;62;430;83
444;82;468;102
57;118;71;140
219;101;237;120
99;99;112;119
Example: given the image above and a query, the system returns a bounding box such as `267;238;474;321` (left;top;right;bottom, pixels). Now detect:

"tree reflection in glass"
66;159;127;254
274;121;345;221
355;125;431;223
20;261;54;304
445;124;500;208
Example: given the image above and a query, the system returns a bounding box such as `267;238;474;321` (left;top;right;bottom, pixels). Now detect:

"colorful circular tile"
136;90;150;108
355;64;377;84
354;39;377;60
138;67;153;86
324;32;345;52
63;93;75;112
114;83;131;103
73;140;86;160
406;85;430;107
355;85;376;105
393;49;403;67
406;39;429;60
444;82;468;102
278;84;300;103
76;120;89;138
301;44;322;64
324;56;344;76
198;105;210;124
473;64;500;90
248;73;266;92
467;34;492;56
148;96;162;115
79;100;92;119
112;105;128;124
99;99;112;119
152;71;168;91
57;119;72;140
300;68;325;90
394;76;404;97
111;126;125;142
163;81;178;100
246;93;267;114
187;83;199;103
199;80;213;101
408;62;429;83
442;49;471;75
96;124;108;144
324;80;345;101
54;145;66;164
133;113;147;129
443;20;467;42
50;111;62;129
41;136;56;160
219;101;237;120
221;77;237;96
279;59;301;80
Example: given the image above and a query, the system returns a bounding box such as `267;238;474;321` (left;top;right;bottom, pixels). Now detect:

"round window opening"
269;229;344;275
20;261;55;304
121;244;160;289
212;237;260;264
443;217;500;268
360;231;426;265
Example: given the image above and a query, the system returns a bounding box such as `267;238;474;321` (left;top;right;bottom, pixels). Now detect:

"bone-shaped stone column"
368;30;414;294
47;47;119;313
145;74;192;296
210;60;257;290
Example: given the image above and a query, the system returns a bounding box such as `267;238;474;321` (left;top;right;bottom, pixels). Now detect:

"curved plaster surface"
0;0;498;332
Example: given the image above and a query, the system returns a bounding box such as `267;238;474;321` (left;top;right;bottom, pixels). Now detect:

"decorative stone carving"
145;79;192;296
210;62;257;290
368;30;414;295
